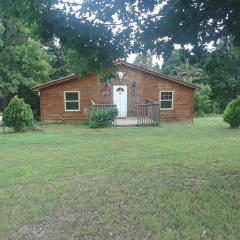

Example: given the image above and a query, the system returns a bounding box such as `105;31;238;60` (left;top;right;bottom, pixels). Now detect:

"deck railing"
90;100;117;112
137;100;160;126
89;100;159;126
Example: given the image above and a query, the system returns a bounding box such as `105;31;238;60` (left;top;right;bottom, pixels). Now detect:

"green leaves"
2;0;240;61
194;85;215;116
223;96;240;128
203;46;240;110
3;96;34;132
88;108;118;128
0;20;51;105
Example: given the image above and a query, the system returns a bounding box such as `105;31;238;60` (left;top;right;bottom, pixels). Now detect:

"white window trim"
64;91;80;112
160;91;174;110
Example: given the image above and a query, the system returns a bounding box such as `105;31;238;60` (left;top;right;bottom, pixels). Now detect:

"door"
113;85;128;117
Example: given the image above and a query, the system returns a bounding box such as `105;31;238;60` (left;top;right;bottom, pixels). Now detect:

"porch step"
113;117;138;126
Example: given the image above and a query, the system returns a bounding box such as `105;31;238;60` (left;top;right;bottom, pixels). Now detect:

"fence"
137;100;160;126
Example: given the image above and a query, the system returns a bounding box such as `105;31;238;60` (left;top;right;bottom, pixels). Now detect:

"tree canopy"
0;19;51;108
0;0;240;113
1;0;240;64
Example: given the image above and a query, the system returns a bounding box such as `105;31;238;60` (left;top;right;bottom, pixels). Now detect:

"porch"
90;100;160;126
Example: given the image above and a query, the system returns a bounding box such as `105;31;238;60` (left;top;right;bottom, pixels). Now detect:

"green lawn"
0;116;239;240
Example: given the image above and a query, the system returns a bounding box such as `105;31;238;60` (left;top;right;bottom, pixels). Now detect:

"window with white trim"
160;91;173;109
64;91;80;111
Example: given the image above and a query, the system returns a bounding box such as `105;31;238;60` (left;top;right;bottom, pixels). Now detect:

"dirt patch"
10;209;97;240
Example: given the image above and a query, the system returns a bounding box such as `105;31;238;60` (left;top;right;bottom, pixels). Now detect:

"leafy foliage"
161;48;240;113
2;0;240;62
133;53;162;72
0;0;124;73
134;53;154;70
17;85;40;119
80;0;240;57
88;108;118;128
203;46;240;110
223;96;240;128
3;96;34;132
194;85;216;116
1;0;240;116
0;20;51;109
161;51;207;84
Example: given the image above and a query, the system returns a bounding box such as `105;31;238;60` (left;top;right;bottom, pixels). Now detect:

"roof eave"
31;74;77;92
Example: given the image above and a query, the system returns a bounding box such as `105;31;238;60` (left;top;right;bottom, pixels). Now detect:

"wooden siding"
40;75;100;121
38;65;195;122
98;65;194;122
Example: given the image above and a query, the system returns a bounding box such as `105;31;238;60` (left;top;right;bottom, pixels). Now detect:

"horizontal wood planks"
38;65;195;123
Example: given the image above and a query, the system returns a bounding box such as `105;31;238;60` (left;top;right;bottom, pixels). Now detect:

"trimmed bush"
3;96;34;132
223;96;240;128
89;107;118;128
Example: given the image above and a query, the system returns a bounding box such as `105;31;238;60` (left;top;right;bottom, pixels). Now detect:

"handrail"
93;103;117;106
89;100;117;112
146;99;159;104
90;99;95;105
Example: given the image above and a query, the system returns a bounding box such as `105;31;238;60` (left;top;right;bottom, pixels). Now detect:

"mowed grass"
0;116;239;240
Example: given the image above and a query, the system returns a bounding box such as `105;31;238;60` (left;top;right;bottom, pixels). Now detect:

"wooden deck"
90;100;160;127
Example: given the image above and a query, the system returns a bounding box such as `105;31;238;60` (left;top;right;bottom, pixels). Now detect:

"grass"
0;116;239;239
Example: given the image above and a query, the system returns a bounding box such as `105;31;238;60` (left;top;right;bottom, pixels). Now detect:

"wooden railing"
137;100;160;126
90;100;117;112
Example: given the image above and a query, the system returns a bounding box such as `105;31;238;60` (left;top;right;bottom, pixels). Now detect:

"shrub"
223;96;240;128
3;96;34;132
194;84;216;116
88;107;118;128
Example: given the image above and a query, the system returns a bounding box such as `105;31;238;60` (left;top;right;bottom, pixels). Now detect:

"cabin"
32;61;197;124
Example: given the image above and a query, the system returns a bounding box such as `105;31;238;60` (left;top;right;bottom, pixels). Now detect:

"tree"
161;50;207;84
0;20;52;109
0;0;124;74
161;51;186;76
194;84;215;116
1;0;240;65
203;46;240;110
80;0;240;57
133;53;161;72
134;53;153;70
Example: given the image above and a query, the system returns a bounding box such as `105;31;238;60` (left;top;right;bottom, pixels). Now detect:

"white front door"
113;85;128;117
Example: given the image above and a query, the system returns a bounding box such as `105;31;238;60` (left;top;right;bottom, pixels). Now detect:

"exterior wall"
40;75;100;122
100;65;194;122
98;66;141;116
39;65;195;123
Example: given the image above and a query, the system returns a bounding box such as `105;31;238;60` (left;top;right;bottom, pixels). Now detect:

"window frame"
160;91;174;110
64;91;80;112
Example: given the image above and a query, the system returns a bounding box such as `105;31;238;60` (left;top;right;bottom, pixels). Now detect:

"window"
64;91;80;111
160;91;173;109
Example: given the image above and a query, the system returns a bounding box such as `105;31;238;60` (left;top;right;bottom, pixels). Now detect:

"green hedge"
88;107;118;128
223;96;240;128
